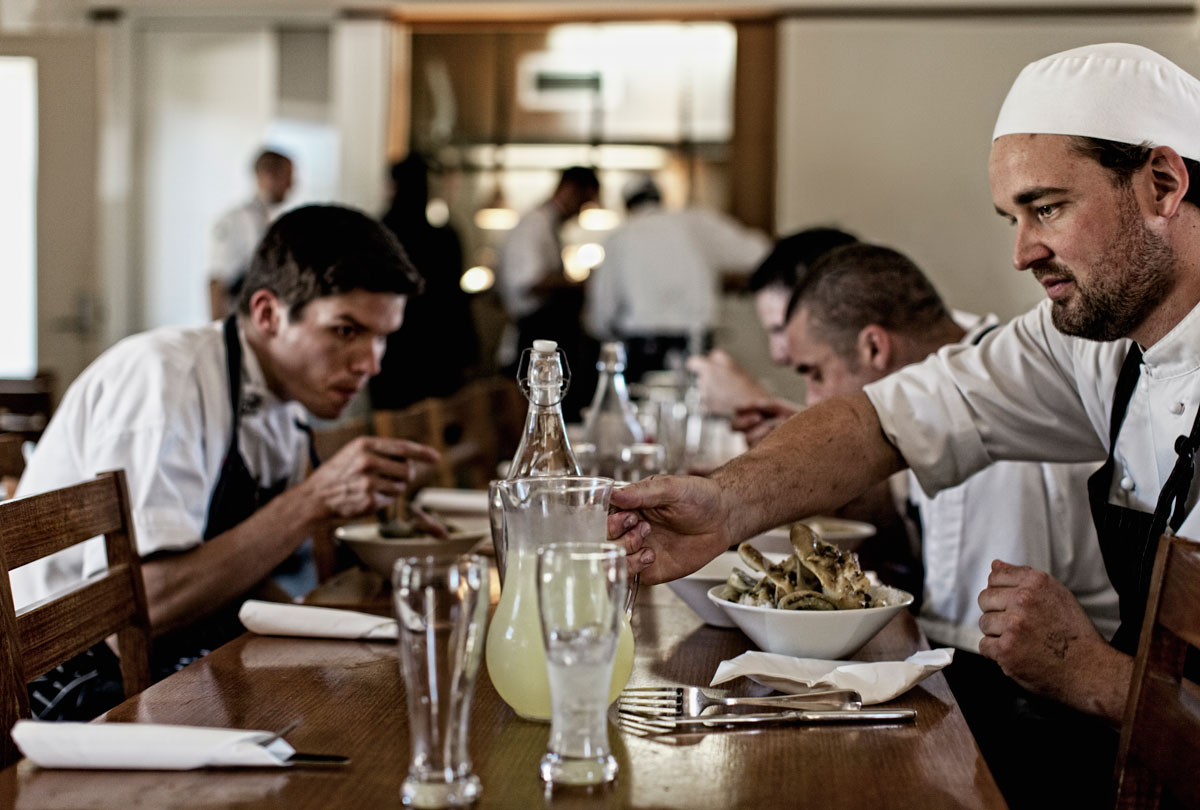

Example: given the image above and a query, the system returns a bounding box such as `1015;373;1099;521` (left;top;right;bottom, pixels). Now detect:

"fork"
618;685;862;718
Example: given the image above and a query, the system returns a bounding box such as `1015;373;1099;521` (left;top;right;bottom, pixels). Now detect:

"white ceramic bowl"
748;518;876;555
665;552;743;628
334;523;488;578
706;583;914;659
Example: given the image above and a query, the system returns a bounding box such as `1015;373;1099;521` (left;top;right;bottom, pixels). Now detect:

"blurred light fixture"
578;204;619;231
460;265;495;293
425;198;450;227
474;187;518;230
562;242;604;282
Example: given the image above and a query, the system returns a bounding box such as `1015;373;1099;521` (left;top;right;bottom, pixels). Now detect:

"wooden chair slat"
1115;534;1200;810
0;477;123;569
16;571;141;679
0;470;151;767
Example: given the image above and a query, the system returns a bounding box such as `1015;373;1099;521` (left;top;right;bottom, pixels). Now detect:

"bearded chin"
1050;298;1129;342
1047;204;1174;343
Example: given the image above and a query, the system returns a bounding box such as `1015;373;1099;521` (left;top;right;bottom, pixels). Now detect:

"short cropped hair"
786;243;951;363
558;165;600;193
747;227;858;293
238;204;424;319
254;149;292;175
1069;136;1200;209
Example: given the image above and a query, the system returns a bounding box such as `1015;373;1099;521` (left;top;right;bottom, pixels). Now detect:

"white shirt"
209;196;274;285
902;314;1119;651
865;296;1200;583
10;321;310;608
586;204;769;338
496;201;563;320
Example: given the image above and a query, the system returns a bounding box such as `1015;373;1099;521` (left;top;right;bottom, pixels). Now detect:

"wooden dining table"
0;568;1009;810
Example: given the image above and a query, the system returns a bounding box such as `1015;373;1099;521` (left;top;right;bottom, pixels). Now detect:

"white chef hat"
993;43;1200;161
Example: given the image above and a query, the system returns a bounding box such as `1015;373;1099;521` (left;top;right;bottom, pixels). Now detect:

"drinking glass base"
401;774;482;808
539;752;618;786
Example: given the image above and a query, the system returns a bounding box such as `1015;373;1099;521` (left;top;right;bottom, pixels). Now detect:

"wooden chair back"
373;377;526;491
0;435;25;500
0;470;152;767
1114;533;1200;810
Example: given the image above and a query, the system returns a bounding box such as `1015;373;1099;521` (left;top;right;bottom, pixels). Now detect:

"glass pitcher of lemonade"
485;476;635;721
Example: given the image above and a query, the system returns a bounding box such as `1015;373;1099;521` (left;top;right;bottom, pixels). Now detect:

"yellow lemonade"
486;547;634;721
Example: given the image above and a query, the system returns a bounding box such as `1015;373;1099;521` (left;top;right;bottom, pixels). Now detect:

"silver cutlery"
618;707;915;736
618;685;862;718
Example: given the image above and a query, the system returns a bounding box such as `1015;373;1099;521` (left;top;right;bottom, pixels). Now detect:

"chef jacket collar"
1139;298;1200;380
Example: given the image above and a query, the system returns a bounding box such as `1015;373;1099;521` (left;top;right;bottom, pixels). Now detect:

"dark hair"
747;227;859;293
254;149;292;175
558;165;600;193
237;204;424;318
785;243;951;362
1069;136;1200;209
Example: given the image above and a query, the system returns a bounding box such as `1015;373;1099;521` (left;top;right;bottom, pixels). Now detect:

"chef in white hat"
606;41;1200;801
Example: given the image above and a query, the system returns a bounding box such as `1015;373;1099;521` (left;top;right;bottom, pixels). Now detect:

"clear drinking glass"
614;442;667;483
536;542;627;787
392;554;489;808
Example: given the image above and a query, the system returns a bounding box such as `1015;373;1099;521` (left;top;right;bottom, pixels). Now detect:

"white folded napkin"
11;720;295;770
710;647;954;705
414;488;490;514
238;600;397;640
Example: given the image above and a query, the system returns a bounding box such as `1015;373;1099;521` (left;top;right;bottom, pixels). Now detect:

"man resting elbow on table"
614;43;1200;736
11;205;439;720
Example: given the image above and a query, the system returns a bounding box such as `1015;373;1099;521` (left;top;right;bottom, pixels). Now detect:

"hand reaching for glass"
607;474;733;585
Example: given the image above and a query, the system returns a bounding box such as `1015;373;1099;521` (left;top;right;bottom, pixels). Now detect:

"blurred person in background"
208;148;294;320
585;175;770;382
496;166;600;420
370;154;479;409
687;227;857;444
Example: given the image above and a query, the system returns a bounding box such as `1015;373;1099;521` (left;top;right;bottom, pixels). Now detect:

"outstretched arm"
613;391;906;584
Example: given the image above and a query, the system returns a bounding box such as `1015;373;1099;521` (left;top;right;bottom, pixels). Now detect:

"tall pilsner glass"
393;554;489;808
536;542;627;786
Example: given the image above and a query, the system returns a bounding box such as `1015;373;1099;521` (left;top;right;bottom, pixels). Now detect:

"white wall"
331;18;391;215
137;24;277;329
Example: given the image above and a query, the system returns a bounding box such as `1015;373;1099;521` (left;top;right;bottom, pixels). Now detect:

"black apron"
29;316;317;719
1088;343;1200;653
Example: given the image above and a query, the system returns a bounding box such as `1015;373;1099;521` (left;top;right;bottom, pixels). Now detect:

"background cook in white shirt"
585;176;769;346
208;148;294;320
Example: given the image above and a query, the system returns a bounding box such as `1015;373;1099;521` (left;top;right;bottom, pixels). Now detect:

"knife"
668;708;916;726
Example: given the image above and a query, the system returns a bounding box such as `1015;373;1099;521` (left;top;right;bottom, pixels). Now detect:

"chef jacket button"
1171;401;1186;415
1120;476;1135;491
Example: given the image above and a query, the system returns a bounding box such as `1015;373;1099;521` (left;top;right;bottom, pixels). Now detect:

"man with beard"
610;42;1200;774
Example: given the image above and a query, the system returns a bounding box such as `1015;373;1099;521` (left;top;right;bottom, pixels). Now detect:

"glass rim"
391;552;488;571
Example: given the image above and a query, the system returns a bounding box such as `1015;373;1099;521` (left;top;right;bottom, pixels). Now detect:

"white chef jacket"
865;297;1200;581
496;201;563;320
10;321;310;609
903;315;1119;651
585;204;770;339
209;196;274;285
